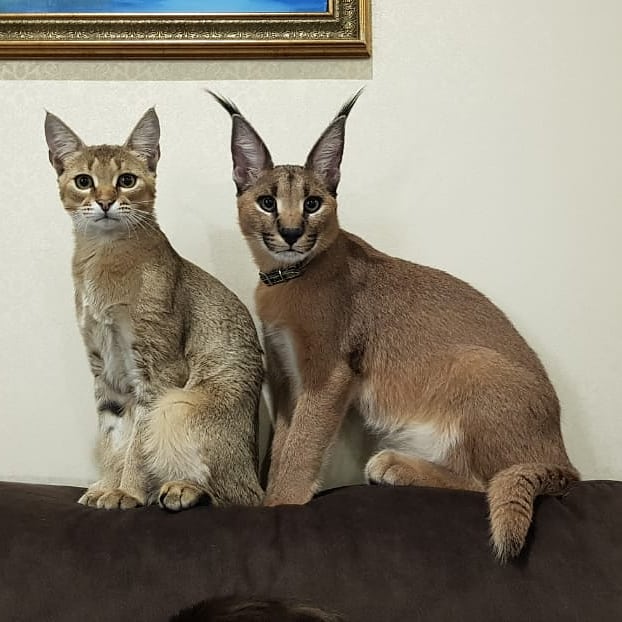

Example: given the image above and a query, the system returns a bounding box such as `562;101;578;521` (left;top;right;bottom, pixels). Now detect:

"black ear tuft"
205;89;242;118
335;87;365;121
304;88;364;196
206;89;274;194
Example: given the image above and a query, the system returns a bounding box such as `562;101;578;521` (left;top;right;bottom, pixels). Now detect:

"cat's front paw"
95;488;143;510
77;488;107;507
158;480;207;512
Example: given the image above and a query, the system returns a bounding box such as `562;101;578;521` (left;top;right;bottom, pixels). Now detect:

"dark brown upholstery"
1;481;620;621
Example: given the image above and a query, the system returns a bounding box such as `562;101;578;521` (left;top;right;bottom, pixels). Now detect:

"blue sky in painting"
0;0;327;14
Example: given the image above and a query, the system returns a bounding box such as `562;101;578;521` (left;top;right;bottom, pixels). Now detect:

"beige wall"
1;0;620;486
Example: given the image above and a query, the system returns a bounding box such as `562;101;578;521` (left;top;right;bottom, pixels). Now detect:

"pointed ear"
206;90;273;194
304;89;363;195
44;111;85;176
125;107;160;173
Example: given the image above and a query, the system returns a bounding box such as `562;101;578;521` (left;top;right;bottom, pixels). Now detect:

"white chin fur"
74;216;125;235
267;249;308;265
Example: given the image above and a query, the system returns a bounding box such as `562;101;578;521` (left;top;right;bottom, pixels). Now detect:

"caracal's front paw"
158;481;206;512
95;488;143;510
77;488;107;507
365;450;401;485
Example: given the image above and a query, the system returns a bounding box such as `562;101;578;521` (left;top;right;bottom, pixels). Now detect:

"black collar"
259;260;307;286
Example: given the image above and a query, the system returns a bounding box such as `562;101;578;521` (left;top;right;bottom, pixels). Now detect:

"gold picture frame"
0;0;370;60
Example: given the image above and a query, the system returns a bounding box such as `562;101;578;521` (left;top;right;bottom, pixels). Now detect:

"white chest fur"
264;325;302;397
80;286;138;395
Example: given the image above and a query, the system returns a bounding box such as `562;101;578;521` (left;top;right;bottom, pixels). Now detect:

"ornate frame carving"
0;0;370;59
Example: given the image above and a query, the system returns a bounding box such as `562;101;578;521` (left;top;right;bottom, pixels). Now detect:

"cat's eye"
117;173;137;189
257;195;277;213
303;196;323;214
74;175;93;190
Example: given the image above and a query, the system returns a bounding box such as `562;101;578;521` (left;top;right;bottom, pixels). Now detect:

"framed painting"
0;0;370;59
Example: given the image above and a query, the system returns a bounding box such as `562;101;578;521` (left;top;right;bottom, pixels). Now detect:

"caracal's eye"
303;196;322;214
257;195;277;213
117;173;137;189
74;174;93;190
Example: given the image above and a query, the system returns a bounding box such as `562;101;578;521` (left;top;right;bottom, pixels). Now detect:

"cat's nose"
279;227;304;246
96;200;113;213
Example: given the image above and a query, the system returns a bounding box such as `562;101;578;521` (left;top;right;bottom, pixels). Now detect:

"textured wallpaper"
0;58;372;81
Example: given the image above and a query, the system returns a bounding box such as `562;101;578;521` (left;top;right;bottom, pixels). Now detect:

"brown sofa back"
1;481;620;621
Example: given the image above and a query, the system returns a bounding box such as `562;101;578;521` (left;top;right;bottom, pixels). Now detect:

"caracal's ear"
304;88;364;196
44;111;86;176
206;89;274;194
124;107;160;173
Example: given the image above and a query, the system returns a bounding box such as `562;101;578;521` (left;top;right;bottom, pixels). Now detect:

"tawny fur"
209;91;579;560
45;108;263;510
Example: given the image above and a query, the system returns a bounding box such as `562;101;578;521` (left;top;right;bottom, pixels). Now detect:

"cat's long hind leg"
144;388;263;510
365;450;484;492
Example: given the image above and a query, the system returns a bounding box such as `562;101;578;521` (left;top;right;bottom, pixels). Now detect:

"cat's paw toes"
78;489;106;507
96;489;143;510
158;481;205;512
365;450;399;485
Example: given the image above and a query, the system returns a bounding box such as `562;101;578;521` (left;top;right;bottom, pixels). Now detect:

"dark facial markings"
97;400;124;417
300;233;317;251
252;169;328;257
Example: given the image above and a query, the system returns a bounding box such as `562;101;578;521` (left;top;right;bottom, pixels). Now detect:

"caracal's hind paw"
365;450;404;485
